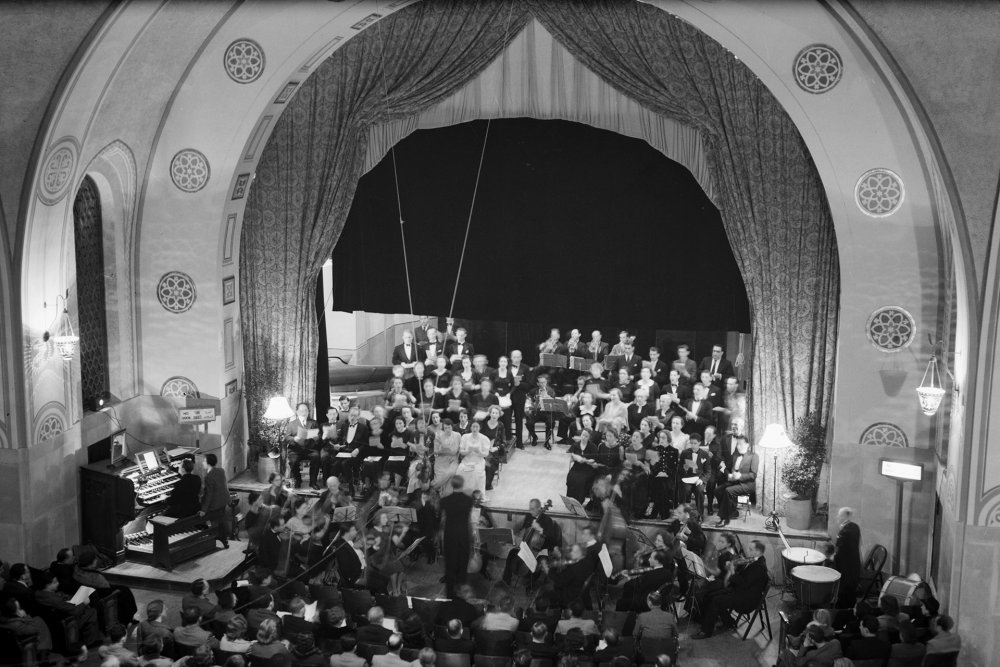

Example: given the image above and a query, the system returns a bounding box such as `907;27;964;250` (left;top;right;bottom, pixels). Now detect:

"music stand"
331;506;358;523
539;398;570;447
603;355;623;372
560;494;589;518
570;356;591;372
539;353;569;368
379;506;417;523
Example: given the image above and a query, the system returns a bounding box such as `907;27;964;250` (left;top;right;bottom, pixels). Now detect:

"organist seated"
165;458;201;517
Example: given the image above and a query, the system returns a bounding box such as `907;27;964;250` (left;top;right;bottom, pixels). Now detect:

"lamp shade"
262;396;295;421
758;423;794;450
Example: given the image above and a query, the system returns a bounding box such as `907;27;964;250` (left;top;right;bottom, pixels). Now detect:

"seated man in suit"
173;606;212;648
34;571;102;647
845;615;891;663
517;594;558;634
698;344;736;386
3;563;40;616
693;539;769;639
502;499;559;584
434;619;476;655
330;634;368;667
356;607;394;647
165;458;201;517
525;622;560;661
924;614;961;656
0;597;53;654
593;629;635;663
634;591;678;641
372;633;411;667
712;435;758;527
555;599;599;637
284;402;322;489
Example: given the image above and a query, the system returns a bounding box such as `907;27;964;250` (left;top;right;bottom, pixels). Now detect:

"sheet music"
322;425;337;439
364;456;383;462
387;455;406;462
297;427;319;440
598;544;613;577
518;541;538;573
69;585;95;606
570;357;591;372
336;451;356;458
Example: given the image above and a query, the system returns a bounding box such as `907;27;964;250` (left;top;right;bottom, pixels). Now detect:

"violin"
611;564;660;584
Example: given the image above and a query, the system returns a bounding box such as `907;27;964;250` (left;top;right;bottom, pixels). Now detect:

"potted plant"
781;411;827;530
244;365;285;481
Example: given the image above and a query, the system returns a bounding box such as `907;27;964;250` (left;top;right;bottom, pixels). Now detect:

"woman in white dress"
597;387;628;433
432;418;461;493
457;420;490;500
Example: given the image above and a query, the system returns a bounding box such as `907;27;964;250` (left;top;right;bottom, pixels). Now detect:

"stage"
102;543;252;593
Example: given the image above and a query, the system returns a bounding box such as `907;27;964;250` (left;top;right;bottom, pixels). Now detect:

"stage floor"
103;543;251;592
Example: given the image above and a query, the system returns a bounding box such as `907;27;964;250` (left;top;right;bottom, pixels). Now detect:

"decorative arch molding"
32;400;68;444
15;0;972;488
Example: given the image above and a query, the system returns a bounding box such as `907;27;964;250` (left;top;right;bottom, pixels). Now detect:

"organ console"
80;446;213;569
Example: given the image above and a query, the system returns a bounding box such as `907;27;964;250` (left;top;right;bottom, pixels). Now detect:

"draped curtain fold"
526;0;840;436
242;0;838;448
240;1;532;409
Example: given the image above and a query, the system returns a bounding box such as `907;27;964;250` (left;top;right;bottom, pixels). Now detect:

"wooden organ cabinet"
80;447;216;571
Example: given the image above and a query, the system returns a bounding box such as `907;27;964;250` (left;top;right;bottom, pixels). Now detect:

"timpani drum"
781;547;825;586
791;565;841;608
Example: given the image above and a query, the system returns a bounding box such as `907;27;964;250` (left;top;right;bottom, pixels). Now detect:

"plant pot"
257;454;278;483
784;496;813;531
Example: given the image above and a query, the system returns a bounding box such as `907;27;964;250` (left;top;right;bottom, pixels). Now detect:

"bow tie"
349;421;357;427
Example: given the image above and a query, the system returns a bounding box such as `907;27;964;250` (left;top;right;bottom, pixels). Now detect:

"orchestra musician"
284;402;321;489
609;331;631;357
542;543;596;607
712;435;758;527
527;373;558;448
585;330;609;362
501;498;559;585
331;522;367;588
693;540;769;639
614;548;673;612
565;329;584;359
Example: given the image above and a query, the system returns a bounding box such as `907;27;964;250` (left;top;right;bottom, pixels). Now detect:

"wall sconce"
42;291;79;360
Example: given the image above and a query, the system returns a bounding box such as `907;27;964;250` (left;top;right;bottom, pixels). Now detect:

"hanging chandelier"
42;292;79;360
916;353;946;416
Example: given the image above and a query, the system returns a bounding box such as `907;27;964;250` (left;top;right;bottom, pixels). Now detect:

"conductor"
439;475;475;598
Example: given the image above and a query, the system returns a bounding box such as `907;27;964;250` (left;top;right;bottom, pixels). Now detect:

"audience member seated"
173;607;212;650
74;550;138;625
96;624;137;665
181;578;219;622
778;625;843;667
0;596;53;654
3;563;40;615
250;618;290;662
174;643;217;667
592;629;634;663
372;633;410;667
414;647;436;667
845;615;891;664
357;607;394;647
214;590;237;625
282;596;318;647
49;548;77;595
925;614;961;657
434;619;475;655
315;607;353;651
136;636;173;667
518;595;558;634
397;612;429;650
887;620;926;667
472;594;519;632
290;632;328;667
633;592;677;641
877;596;908;643
34;570;102;647
246;593;282;637
555;600;599;637
559;627;588;657
329;634;367;667
435;586;482;628
137;600;173;653
209;614;253;655
526;622;560;661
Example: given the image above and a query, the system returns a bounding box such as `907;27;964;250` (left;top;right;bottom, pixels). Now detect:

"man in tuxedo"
446;327;474;370
698;370;723;405
673;344;697;381
585;330;608;361
284;401;321;489
682;383;715;438
701;426;724;516
678;434;712;517
413;316;433;353
199;453;231;549
647;347;670;386
661;369;693;424
693;540;769;638
713;436;758;527
833;506;862;609
391;329;419;375
329;405;368;484
331;522;366;588
616;341;643;381
508;349;532;448
423;326;442;363
166;457;201;517
698;344;736;385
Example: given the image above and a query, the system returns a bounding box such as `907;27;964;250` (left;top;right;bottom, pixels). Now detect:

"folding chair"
730;577;773;641
857;544;888;601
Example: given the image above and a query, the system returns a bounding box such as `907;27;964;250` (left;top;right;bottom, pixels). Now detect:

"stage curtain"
240;2;531;409
364;18;715;201
527;0;840;434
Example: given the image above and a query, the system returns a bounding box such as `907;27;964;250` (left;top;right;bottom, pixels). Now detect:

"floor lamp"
759;423;793;531
263;396;295;480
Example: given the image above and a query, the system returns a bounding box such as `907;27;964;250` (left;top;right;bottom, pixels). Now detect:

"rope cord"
447;0;516;319
374;0;415;316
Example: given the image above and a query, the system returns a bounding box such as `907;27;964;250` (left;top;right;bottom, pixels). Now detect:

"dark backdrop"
330;117;750;342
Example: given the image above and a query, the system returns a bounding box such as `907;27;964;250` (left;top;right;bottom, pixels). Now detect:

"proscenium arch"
15;2;973;514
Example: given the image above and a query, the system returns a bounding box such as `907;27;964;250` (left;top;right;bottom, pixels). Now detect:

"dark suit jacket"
619;566;672;612
356;623;394;646
434;637;476;655
615;354;644;380
3;581;39;615
508;364;533;399
332;537;364;585
846;636;891;662
414;326;432;350
392;343;419;366
167;473;201;517
697;356;736;380
435;598;482;627
550;558;596;605
834;521;862;586
647;359;670;386
337;420;370;451
201;466;229;513
445;341;474;365
681;398;715;435
257;529;282;572
726;556;769;610
627;403;655;432
725;451;759;485
537;342;568;364
581;341;609;362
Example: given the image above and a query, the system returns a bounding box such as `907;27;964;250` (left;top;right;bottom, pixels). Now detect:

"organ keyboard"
80;446;206;566
124;514;217;571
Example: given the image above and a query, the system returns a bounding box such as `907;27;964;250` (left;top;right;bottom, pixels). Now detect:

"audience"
527;621;560;660
210;614;253;654
358;606;394;646
181;578;219;621
250;617;290;661
98;624;137;665
435;619;475;655
136;636;172;667
330;634;367;667
925;614;961;656
174;606;212;648
555;600;599;637
888;620;926;667
844;615;891;664
372;633;410;667
472;594;518;632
